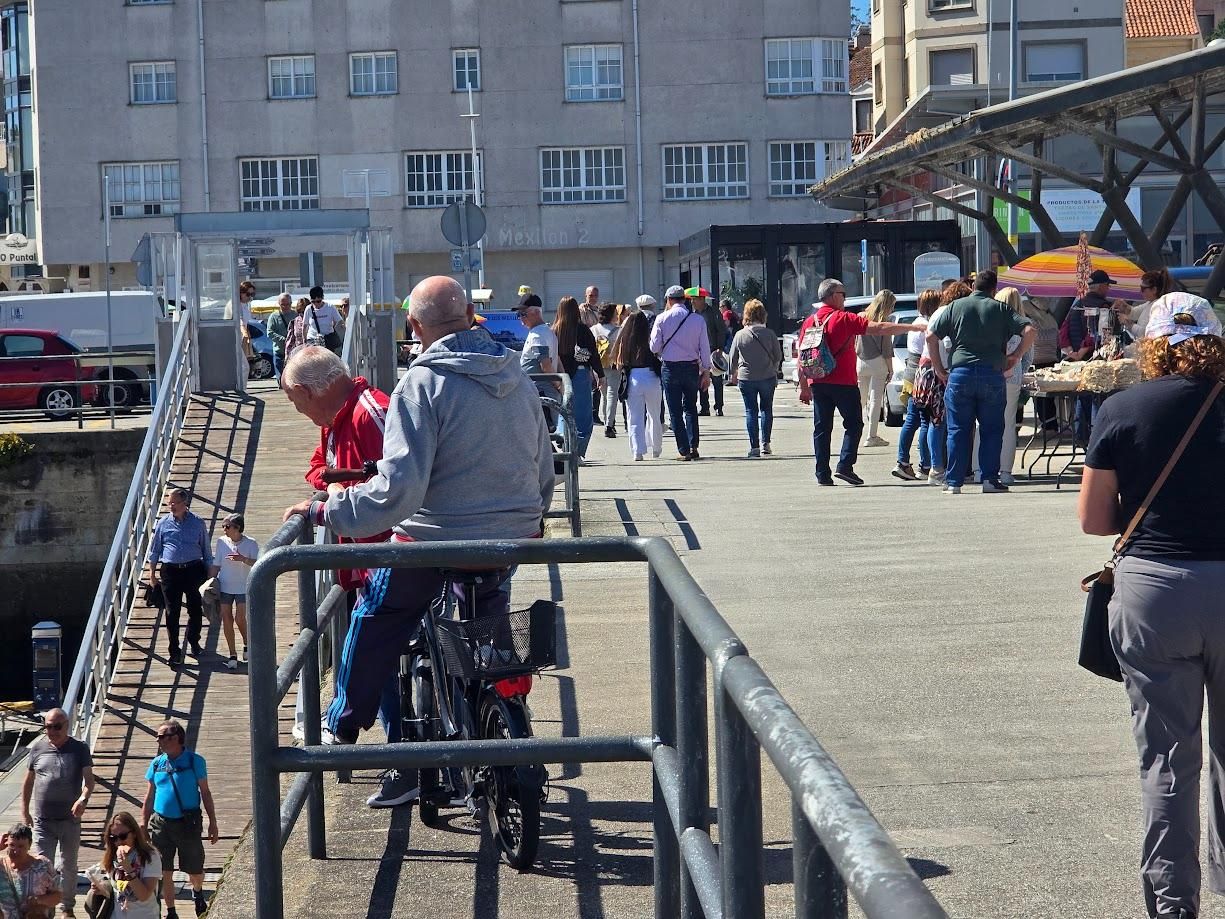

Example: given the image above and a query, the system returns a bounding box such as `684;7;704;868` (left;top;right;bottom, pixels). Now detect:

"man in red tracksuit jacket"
283;346;413;808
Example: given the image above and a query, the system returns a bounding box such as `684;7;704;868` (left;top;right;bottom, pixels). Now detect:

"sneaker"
833;470;865;487
816;476;835;486
942;484;962;495
982;480;1010;493
928;469;946;485
891;463;917;481
319;719;355;745
367;769;420;808
689;449;701;460
193;890;207;917
1000;472;1015;485
169;648;183;666
634;454;644;462
747;448;760;458
862;435;889;447
225;656;238;671
918;466;930;477
762;443;772;455
604;426;616;438
715;408;724;416
674;453;691;461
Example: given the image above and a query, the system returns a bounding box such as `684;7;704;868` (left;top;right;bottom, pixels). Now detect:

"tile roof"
1125;0;1199;38
849;45;873;90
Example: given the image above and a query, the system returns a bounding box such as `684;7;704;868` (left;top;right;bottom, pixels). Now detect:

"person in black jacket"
552;296;604;459
692;289;728;416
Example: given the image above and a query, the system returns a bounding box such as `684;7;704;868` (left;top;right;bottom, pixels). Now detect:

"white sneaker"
762;443;772;455
1000;472;1015;485
224;656;238;671
366;769;420;808
862;435;889;447
942;483;962;495
928;469;946;485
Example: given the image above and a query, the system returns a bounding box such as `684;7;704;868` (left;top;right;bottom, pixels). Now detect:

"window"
350;52;397;95
539;146;626;203
662;143;748;200
2;334;44;356
268;55;315;99
102;161;180;216
767;141;846;196
129;61;176;104
1023;41;1085;82
127;0;172;5
930;48;974;86
873;63;882;104
453;49;480;92
1199;13;1215;38
765;38;846;95
239;157;319;211
404;151;482;207
928;0;974;9
564;44;623;101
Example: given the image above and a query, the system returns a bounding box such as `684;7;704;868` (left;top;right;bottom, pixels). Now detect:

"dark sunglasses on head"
108;831;130;842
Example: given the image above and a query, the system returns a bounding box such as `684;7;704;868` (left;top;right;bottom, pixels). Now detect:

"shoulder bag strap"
659;310;695;356
746;328;774;366
1112;379;1223;557
164;753;194;815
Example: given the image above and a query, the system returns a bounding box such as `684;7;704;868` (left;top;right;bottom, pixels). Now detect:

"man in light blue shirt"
145;488;212;665
649;285;711;460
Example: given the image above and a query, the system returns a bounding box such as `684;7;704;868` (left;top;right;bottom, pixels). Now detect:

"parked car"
782;293;919;386
0;329;98;419
246;320;276;380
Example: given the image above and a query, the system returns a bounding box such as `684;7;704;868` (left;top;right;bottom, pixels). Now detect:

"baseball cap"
665;284;686;300
515;293;542;312
1145;291;1223;345
1088;269;1115;285
684;286;711;299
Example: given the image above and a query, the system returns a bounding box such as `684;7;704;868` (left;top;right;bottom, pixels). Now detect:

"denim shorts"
219;591;246;603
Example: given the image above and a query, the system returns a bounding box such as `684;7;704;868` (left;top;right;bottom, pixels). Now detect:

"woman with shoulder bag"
1078;292;1225;919
727;299;782;458
84;812;162;919
609;310;662;461
856;289;896;448
552;297;605;460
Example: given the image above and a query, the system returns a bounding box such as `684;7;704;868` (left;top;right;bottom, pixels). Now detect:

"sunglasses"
156;732;177;741
108;831;130;842
45;721;66;730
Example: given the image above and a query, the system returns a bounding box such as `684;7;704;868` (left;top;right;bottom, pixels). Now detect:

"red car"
0;329;97;419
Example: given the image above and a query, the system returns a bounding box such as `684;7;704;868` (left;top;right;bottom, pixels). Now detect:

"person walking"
995;287;1034;484
926;270;1035;495
893;289;942;481
264;293;296;377
727;298;781;457
207;513;257;671
303;287;343;355
649;285;712;460
21;708;93;919
609;310;662;461
798;279;920;486
84;813;161;919
0;824;61;919
1078;292;1225;919
141;721;218;919
592;303;622;438
693;289;728;416
144;489;212;666
552;297;605;459
857;289;897;447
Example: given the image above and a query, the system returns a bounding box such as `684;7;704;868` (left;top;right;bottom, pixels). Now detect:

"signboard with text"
0;233;38;265
991;188;1142;234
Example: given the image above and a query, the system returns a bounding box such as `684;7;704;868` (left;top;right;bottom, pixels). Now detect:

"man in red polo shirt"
798;279;922;486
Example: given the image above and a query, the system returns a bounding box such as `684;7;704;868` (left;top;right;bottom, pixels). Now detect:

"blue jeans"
944;365;1006;486
925;416;947;471
738;377;777;450
569;366;594;458
897;394;930;469
810;383;863;479
661;361;701;455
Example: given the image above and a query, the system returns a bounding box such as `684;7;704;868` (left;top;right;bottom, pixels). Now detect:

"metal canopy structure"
812;42;1225;297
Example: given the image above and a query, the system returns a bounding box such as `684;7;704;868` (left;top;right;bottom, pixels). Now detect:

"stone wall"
0;429;143;700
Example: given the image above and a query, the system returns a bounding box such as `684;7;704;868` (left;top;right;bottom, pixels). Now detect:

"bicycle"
399;567;557;870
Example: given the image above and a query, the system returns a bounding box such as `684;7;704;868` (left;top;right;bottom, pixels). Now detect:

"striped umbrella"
998;244;1144;298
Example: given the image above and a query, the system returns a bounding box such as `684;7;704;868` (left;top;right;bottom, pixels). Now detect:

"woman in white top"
591;303;623;438
86;812;162;919
995;287;1035;484
208;512;259;670
893;289;943;480
856;289;897;447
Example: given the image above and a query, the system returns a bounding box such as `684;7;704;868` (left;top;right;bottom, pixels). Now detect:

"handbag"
163;751;205;830
1078;380;1224;681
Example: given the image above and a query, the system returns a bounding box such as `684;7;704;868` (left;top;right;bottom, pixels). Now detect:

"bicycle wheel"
413;663;441;827
481;697;541;870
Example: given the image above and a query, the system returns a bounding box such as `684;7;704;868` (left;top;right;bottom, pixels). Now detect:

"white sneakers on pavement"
862;435;889;448
367;769;420;808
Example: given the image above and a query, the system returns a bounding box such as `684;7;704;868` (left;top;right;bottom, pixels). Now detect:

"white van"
0;290;162;352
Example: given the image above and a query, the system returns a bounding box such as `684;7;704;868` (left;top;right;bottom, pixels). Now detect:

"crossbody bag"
1078;379;1224;680
161;752;204;828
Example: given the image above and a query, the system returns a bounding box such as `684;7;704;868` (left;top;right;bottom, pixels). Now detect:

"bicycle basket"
434;600;557;681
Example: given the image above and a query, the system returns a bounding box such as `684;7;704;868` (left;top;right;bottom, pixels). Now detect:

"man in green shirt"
927;269;1035;494
265;293;295;378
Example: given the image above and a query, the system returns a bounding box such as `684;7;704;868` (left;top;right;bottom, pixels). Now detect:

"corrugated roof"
849;46;872;90
1125;0;1199;38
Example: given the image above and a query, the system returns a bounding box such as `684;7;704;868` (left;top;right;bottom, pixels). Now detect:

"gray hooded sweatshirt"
321;329;555;541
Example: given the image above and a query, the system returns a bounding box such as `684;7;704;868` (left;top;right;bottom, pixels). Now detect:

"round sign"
440;200;487;247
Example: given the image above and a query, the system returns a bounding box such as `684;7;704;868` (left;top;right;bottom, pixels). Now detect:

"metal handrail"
62;312;196;743
245;532;948;919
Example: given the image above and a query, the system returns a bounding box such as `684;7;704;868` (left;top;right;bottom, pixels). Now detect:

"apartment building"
6;0;852;306
862;0;1214;268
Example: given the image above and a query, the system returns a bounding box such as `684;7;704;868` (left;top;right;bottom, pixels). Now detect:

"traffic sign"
440;200;486;246
450;247;482;272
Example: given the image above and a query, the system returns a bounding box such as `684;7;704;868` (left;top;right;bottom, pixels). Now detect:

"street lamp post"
461;82;484;289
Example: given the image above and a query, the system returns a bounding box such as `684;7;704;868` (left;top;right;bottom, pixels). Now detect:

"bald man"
285;276;555;745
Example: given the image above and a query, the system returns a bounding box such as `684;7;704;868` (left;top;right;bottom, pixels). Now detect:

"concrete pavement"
209;384;1207;918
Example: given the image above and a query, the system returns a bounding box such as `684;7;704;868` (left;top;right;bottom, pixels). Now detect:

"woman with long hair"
994;287;1034;484
893;289;943;481
608;311;662;460
84;812;161;918
856;289;897;447
552;297;605;459
1079;293;1225;919
727;299;782;457
592;303;622;438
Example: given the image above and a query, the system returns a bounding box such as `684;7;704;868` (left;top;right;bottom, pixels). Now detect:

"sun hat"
1145;291;1223;345
684;286;711;299
710;350;729;375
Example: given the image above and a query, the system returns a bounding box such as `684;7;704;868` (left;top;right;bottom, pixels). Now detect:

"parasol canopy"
998;245;1145;299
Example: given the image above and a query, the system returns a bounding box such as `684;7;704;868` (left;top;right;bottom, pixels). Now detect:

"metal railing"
63;313;196;743
246;530;947;919
531;372;581;537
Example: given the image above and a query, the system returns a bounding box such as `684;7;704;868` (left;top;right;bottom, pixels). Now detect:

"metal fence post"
793;796;847;919
248;556;284;919
716;679;765;919
675;613;709;919
649;569;679;919
297;525;326;859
